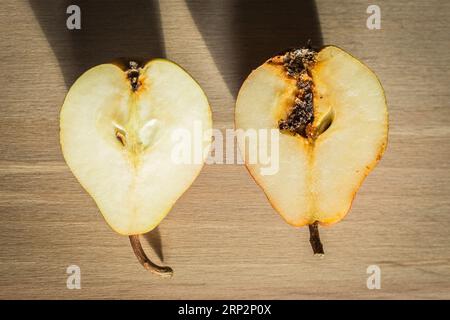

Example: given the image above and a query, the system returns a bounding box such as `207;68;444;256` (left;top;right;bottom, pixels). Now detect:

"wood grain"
0;0;449;299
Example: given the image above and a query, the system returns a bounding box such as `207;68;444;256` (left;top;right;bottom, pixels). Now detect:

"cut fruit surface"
235;46;388;232
60;59;212;236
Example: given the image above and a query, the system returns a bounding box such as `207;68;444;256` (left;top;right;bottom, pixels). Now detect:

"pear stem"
308;221;324;255
129;234;173;278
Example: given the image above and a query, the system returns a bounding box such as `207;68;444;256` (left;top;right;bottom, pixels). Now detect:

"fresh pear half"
60;59;212;276
235;46;388;254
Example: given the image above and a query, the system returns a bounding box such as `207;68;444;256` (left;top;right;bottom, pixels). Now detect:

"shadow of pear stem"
129;234;173;278
308;221;324;255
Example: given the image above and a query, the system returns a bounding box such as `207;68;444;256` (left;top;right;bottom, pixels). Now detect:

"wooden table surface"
0;0;449;299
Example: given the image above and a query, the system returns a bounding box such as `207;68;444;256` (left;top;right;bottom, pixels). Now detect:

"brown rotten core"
276;47;325;255
278;47;317;139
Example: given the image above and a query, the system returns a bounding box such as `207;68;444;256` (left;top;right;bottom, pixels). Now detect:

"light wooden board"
0;0;449;299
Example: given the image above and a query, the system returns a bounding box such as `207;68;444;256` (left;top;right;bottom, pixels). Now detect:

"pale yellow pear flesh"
235;46;388;227
60;59;212;235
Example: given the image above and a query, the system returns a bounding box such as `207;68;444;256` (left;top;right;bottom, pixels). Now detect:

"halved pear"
60;59;212;276
235;46;388;254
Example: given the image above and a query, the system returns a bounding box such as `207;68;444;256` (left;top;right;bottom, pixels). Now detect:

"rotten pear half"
235;46;388;254
60;59;212;276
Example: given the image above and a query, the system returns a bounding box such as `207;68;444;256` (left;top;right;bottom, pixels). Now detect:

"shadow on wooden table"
30;0;322;96
187;0;323;96
29;0;165;88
